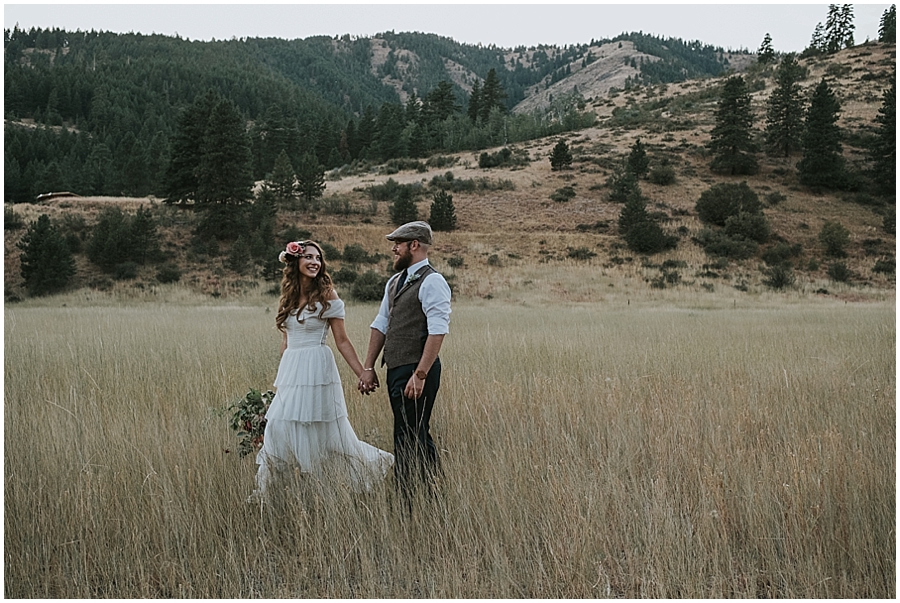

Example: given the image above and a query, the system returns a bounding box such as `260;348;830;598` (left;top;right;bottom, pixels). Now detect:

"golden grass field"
4;286;894;598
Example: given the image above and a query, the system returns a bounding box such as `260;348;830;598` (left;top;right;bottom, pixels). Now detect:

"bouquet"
226;388;274;458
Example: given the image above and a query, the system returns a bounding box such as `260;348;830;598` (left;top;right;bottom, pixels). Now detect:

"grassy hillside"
4;43;895;304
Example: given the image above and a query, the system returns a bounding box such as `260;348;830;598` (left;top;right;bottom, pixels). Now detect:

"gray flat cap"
386;221;433;245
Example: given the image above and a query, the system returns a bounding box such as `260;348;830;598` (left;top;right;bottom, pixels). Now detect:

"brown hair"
275;241;333;331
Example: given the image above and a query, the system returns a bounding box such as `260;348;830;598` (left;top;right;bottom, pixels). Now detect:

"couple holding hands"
252;221;451;501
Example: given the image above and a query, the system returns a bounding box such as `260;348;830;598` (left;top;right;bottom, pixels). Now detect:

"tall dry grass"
4;296;895;597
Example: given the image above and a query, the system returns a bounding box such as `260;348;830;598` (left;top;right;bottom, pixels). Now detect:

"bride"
252;240;393;498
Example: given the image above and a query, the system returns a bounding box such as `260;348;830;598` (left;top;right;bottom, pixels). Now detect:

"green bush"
695;181;762;226
763;263;795;289
429;190;458;231
694;228;758;260
350;270;388;302
566;246;597;260
827;261;852;282
4;208;24;230
625;221;677;254
724;211;770;243
389;188;419;225
446;256;464;268
872;257;895;274
332;266;359;284
17;214;76;296
550;186;576;203
818;221;850;257
114;261;139;280
761;242;802;266
648;164;676;185
342;243;375;264
156;263;182;284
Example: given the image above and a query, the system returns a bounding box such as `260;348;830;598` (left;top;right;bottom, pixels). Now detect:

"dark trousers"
386;359;442;494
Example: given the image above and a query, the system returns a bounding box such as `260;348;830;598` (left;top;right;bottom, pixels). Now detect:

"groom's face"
392;240;414;271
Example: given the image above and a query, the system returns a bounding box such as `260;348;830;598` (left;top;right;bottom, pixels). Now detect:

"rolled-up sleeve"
420;274;451;335
369;280;392;334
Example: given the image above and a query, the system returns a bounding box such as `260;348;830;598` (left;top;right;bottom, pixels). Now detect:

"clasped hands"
358;370;379;395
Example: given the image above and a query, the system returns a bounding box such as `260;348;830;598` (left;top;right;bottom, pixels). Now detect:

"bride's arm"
280;331;287;356
329;318;365;378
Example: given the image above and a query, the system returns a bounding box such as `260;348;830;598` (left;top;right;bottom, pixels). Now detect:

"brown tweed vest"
383;264;437;369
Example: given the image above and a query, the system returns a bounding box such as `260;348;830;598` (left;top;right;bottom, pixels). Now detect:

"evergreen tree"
870;75;896;197
390;187;419;225
268;149;297;203
429;190;458;231
129;205;161;265
18;214;75;296
765;54;806;157
356;105;377;159
479;68;507;123
197;98;254;205
164;89;219;204
549;139;573;171
757;33;776;65
423;81;460;123
374;102;405;161
467;79;482;123
824;4;855;53
709;76;758;175
295;151;325;209
809;22;826;54
880;5;896;43
87;207;133;272
626;138;650;178
606;167;641;203
798;79;844;189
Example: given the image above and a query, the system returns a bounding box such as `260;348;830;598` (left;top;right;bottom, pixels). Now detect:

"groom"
358;221;451;495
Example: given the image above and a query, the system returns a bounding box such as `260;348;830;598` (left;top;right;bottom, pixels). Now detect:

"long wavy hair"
275;241;334;331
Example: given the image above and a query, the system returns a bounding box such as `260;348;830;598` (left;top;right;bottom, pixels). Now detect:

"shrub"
446;256;464;268
4;208;24;230
695;181;762;226
550;186;576;203
761;242;802;266
606;168;640;203
425;155;458;169
342;243;374;264
319;242;342;262
114;261;139;280
350;270;388;302
648;164;676;185
763;263;795;289
332;266;359;284
827;261;852;282
872;257;895;274
883;205;895;235
566;247;597;260
480;147;529;169
156;263;182;284
694;228;758;260
228;236;252;274
487;254;501;266
765;191;787;205
724;211;770;243
818;221;850;257
625;221;677;254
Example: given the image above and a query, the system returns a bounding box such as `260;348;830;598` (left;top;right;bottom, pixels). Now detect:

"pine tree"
467;79;482;123
709;76;758;175
268;149;297;203
429;190;458;231
130;205;161;265
765;54;806;157
295;151;325;209
479;68;507;123
87;207;133;272
18;213;75;296
809;22;826;54
390;187;419;226
870;75;896;197
824;4;854;53
798;79;844;189
197;98;254;205
879;5;896;43
549;139;573;171
758;33;776;65
164;89;219;204
626;138;650;178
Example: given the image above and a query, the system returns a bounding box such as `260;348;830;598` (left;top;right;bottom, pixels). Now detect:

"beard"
393;248;413;271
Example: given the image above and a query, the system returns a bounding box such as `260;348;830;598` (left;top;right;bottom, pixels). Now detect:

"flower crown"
278;240;307;264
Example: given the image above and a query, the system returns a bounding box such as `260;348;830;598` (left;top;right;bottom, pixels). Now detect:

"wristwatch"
415;369;428;380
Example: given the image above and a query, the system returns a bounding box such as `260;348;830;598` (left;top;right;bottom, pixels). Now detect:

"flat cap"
386;220;433;245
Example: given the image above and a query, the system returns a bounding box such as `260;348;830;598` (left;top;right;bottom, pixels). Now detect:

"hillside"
5;41;895;305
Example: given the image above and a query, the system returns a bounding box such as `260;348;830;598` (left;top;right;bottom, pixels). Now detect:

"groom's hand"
358;370;379;395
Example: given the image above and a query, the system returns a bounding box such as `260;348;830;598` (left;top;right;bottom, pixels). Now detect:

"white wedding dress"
254;299;393;495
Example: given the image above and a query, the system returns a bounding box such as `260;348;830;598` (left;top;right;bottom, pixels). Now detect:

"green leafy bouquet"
227;388;275;458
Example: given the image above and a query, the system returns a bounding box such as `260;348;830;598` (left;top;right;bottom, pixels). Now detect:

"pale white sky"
3;3;894;53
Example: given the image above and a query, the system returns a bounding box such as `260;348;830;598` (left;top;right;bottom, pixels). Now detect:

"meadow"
4;290;895;598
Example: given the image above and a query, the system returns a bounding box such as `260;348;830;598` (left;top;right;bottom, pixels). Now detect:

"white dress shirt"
370;258;451;336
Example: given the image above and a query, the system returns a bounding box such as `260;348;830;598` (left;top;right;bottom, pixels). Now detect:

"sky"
3;3;894;54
